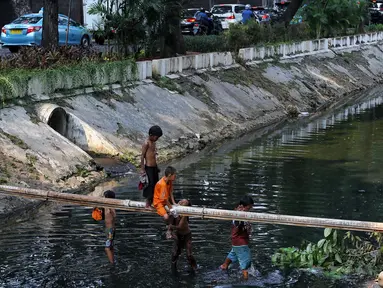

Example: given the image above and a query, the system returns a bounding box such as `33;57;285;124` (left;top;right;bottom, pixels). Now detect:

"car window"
212;6;233;14
234;6;244;13
183;9;198;18
12;16;42;24
58;17;68;26
70;19;79;27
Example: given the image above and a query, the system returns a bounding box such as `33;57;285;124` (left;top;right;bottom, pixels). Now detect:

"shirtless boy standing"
170;199;197;272
140;125;163;208
104;190;116;264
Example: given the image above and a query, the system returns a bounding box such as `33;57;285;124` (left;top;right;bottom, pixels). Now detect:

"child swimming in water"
169;199;197;272
104;190;116;264
220;195;254;280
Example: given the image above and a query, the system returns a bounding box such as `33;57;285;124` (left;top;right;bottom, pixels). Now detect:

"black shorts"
143;166;159;200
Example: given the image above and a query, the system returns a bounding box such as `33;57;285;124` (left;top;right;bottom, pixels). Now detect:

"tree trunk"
42;0;59;49
282;0;304;27
160;5;186;58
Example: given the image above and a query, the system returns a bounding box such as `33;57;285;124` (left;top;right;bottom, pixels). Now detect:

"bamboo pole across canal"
0;185;383;233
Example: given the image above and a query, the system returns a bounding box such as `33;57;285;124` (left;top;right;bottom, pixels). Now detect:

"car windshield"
370;2;383;8
12;16;42;24
212;6;233;14
183;9;198;18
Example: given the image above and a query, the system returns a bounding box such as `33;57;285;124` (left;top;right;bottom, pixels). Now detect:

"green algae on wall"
0;60;138;103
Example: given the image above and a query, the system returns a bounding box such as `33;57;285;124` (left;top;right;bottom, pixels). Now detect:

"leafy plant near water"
272;228;383;276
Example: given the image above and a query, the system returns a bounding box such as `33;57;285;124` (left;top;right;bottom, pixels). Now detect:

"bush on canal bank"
0;55;137;105
272;228;383;277
185;22;383;53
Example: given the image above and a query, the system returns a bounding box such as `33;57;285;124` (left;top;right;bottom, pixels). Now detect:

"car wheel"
9;46;19;53
81;36;90;48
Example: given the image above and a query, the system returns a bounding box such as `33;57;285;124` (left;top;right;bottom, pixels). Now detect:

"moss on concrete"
0;60;138;101
0;129;29;149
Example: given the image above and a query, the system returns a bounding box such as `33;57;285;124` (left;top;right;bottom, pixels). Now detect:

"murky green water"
1;92;383;287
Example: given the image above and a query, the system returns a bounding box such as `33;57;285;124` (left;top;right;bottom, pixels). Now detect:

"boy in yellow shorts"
153;166;177;239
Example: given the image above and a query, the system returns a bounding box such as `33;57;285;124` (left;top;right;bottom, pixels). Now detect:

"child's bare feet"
220;258;232;270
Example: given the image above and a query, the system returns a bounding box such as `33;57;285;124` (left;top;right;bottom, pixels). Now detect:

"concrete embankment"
1;39;383;217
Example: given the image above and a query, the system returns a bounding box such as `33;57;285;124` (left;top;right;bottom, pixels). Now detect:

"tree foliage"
272;228;383;277
88;0;186;58
294;0;369;38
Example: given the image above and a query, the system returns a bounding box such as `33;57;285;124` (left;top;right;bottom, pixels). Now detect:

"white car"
211;4;246;29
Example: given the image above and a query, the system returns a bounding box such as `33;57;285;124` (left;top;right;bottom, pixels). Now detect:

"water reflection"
1;92;383;287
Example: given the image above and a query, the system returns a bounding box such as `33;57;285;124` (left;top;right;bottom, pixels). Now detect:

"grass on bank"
184;22;383;53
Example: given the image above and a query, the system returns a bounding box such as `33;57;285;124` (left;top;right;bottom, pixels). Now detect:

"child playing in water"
220;195;254;280
169;199;197;272
104;190;116;264
140;125;163;208
153;166;177;239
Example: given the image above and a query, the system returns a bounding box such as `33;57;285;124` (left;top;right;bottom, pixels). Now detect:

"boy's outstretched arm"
170;187;176;205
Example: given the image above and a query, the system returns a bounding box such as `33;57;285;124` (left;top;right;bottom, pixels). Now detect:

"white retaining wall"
151;52;234;77
238;32;383;62
135;32;383;79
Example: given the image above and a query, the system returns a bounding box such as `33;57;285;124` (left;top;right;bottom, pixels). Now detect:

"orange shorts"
154;203;167;217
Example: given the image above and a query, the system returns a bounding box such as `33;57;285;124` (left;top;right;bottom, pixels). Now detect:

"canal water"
1;91;383;288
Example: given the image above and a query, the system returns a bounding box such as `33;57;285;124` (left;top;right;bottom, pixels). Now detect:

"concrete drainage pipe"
36;103;68;137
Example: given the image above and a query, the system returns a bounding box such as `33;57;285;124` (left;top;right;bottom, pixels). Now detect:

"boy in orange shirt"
153;166;177;239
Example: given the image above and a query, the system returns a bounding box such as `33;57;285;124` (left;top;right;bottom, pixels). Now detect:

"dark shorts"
143;166;159;201
105;228;115;248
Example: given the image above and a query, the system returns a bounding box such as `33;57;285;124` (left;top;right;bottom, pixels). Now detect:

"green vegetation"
272;228;383;277
75;166;91;178
184;35;229;53
88;0;185;58
0;58;137;101
119;151;139;167
300;0;369;39
26;153;38;166
152;73;184;94
0;130;29;150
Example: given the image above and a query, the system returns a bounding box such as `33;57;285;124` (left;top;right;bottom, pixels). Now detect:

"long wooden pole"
0;185;383;232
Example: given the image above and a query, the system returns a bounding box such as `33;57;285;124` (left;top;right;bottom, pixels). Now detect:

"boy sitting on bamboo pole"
153;166;177;239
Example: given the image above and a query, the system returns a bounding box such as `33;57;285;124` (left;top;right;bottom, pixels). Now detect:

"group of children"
100;126;255;280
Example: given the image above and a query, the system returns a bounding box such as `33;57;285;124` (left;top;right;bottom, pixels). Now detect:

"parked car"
274;1;291;12
211;4;246;29
1;12;92;53
252;7;271;24
369;1;383;24
181;8;200;35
